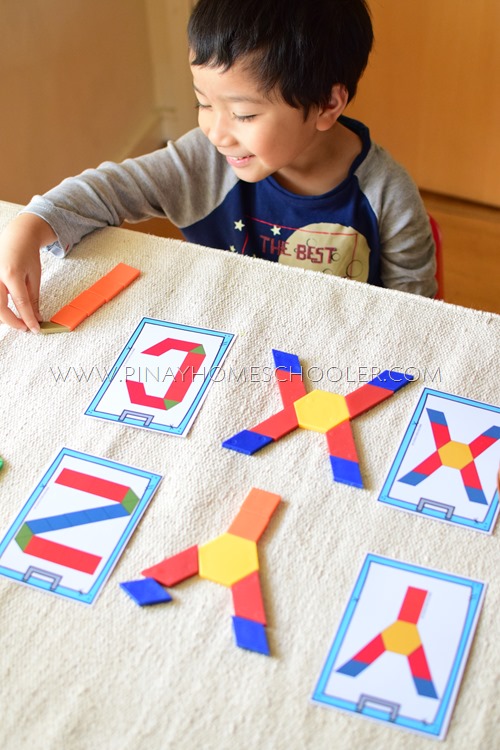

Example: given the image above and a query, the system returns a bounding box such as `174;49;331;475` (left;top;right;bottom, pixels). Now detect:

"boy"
0;0;436;333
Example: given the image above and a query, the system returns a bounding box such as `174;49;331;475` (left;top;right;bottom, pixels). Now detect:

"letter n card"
312;554;485;740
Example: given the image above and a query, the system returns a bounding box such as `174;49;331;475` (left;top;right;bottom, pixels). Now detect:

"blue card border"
84;318;235;435
312;553;485;738
0;448;162;604
378;388;500;532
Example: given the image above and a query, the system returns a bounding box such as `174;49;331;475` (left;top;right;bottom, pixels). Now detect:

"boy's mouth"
225;155;253;168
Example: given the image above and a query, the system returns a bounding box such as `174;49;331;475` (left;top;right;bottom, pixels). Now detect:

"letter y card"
312;554;485;740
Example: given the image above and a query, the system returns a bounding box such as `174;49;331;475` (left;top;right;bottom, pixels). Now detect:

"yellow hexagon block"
198;533;259;587
381;621;421;655
438;441;473;469
294;390;350;433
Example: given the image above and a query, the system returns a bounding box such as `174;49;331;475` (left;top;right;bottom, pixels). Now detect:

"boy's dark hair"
188;0;373;115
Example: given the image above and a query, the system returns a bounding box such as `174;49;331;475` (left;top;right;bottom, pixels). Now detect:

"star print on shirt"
234;219;245;231
270;225;281;236
229;245;237;252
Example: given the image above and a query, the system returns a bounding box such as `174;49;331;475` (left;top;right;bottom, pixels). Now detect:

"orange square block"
50;305;88;331
241;488;281;521
88;263;140;300
104;262;140;288
228;511;270;542
87;277;122;301
69;289;107;315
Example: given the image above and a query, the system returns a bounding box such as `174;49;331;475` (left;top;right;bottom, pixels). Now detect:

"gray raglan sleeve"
356;144;437;298
21;128;236;257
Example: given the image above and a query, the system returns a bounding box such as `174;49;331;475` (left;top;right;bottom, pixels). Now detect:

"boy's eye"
233;113;256;122
194;102;211;111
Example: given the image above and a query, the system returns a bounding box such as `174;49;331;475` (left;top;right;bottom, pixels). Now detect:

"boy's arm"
21;129;232;258
378;190;437;298
0;214;56;332
357;145;437;298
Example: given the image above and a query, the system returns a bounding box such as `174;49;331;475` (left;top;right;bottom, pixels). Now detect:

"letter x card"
378;388;500;533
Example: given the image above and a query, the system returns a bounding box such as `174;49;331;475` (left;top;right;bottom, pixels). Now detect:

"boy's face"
191;59;327;188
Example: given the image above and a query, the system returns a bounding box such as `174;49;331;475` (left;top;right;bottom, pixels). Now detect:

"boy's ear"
315;84;349;131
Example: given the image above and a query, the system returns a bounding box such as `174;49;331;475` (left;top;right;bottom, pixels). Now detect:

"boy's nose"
206;113;235;148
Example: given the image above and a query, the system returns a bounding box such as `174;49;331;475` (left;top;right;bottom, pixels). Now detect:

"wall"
1;0;158;204
347;0;500;206
145;0;198;142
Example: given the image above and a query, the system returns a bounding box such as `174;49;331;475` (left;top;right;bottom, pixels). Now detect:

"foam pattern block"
232;616;270;655
142;545;199;586
49;263;140;328
222;430;273;455
120;577;172;606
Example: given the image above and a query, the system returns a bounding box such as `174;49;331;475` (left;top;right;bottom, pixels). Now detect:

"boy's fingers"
26;277;43;322
0;285;28;331
1;281;40;332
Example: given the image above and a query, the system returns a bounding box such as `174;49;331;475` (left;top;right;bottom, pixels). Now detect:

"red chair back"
428;214;444;300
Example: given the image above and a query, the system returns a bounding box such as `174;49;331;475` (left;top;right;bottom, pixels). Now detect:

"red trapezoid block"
345;383;393;419
142;545;199;586
325;420;359;462
231;571;266;624
250;407;299;441
275;371;307;406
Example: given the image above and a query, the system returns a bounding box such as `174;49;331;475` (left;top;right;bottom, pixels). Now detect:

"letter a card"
312;554;485;740
85;318;235;436
0;448;162;604
378;388;500;533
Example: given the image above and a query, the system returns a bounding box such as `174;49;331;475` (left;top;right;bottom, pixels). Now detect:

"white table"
0;200;498;750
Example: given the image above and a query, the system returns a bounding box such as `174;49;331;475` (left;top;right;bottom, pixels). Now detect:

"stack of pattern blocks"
41;263;140;332
223;349;414;488
121;488;281;655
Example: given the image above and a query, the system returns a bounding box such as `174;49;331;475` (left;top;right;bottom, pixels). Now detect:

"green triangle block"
15;523;34;551
163;399;180;410
121;489;140;514
191;345;205;355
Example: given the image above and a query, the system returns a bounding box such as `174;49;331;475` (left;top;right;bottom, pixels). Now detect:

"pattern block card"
85;318;235;436
0;448;162;604
378;388;500;533
312;554;485;740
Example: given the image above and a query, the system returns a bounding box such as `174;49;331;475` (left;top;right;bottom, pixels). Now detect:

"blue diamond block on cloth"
271;349;302;375
232;616;270;655
222;430;273;455
120;577;172;606
329;456;363;488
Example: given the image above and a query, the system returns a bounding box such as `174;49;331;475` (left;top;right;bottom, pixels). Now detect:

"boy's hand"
0;214;56;333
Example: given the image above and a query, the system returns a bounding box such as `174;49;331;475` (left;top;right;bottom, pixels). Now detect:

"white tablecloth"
0;200;498;750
